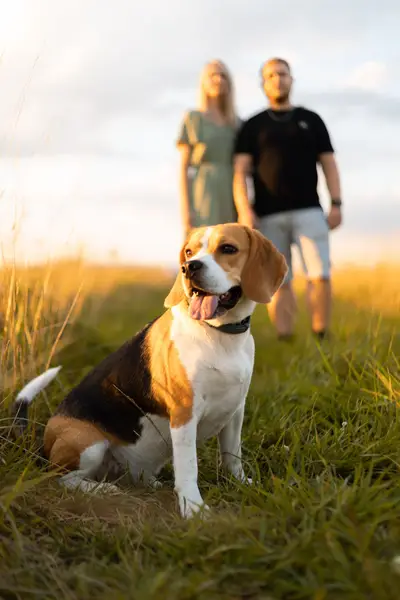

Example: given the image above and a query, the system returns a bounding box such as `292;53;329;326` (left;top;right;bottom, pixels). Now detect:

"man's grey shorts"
258;207;331;282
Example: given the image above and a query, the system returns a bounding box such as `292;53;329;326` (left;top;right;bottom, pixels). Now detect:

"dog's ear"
164;271;185;308
164;242;187;308
241;227;287;304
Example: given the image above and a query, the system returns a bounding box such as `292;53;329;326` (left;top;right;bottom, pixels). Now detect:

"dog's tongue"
189;294;219;320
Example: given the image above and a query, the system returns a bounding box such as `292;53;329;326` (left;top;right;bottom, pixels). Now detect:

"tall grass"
0;259;85;398
0;258;399;599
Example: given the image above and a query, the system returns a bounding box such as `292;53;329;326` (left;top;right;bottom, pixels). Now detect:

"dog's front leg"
170;413;208;519
218;404;252;485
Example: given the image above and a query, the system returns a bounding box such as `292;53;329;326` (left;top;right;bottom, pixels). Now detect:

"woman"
176;59;240;237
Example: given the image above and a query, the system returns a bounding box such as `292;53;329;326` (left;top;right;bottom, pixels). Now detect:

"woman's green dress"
177;110;238;228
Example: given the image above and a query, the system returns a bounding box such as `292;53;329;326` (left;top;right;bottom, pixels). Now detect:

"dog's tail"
12;366;62;435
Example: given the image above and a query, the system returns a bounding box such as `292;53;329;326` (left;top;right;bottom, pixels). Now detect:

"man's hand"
327;205;342;230
233;154;257;228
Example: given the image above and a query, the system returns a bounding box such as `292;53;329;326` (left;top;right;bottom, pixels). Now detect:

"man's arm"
319;152;341;201
233;120;258;228
315;111;343;231
233;154;257;228
319;152;343;231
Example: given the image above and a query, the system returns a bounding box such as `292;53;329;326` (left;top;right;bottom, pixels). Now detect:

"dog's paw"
66;479;120;495
231;467;253;486
243;476;253;486
148;476;163;490
177;486;209;519
93;482;120;495
181;499;210;520
60;475;120;495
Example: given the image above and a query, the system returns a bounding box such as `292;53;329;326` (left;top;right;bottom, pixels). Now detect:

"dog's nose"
181;260;203;276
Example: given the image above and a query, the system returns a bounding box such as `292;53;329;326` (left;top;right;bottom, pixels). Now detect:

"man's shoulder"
240;109;269;127
296;106;325;123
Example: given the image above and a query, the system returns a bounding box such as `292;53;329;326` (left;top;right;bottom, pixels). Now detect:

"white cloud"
0;0;398;267
343;61;389;92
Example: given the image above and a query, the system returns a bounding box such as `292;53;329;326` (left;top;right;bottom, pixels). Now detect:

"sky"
0;0;399;270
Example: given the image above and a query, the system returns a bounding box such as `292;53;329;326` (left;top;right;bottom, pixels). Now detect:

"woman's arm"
178;144;192;236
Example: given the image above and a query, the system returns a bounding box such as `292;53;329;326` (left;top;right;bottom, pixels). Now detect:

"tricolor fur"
12;224;287;518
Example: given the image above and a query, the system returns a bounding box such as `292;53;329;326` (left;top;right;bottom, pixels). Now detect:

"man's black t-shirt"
234;107;334;217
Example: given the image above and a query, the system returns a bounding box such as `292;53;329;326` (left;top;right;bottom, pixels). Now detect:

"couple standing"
176;58;343;341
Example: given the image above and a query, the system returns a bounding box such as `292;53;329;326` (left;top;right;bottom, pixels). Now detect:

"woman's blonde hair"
198;59;238;128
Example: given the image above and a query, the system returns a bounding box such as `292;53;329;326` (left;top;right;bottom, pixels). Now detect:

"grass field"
1;260;400;599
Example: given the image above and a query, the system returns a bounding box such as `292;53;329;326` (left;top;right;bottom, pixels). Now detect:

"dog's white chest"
196;348;253;439
171;313;255;440
199;348;251;402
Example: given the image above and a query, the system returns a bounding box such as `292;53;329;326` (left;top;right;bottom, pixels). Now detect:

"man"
233;57;342;341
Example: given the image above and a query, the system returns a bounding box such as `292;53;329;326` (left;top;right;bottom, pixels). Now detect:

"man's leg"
258;213;296;339
306;278;331;337
267;283;297;338
294;208;332;337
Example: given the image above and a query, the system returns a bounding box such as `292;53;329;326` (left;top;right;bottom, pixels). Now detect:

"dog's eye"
219;244;238;255
185;248;193;258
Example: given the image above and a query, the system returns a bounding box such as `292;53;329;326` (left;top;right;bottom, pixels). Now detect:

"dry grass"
0;259;172;393
0;259;400;599
331;264;400;317
292;263;400;318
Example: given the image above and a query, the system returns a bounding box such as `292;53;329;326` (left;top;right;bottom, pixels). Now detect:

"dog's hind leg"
44;416;119;494
58;440;119;494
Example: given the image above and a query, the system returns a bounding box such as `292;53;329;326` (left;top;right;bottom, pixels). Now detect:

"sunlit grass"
0;257;399;599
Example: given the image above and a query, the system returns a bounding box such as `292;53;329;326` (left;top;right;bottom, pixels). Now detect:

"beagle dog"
13;223;287;518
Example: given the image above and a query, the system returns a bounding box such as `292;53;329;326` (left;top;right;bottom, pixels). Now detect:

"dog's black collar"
206;315;251;335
